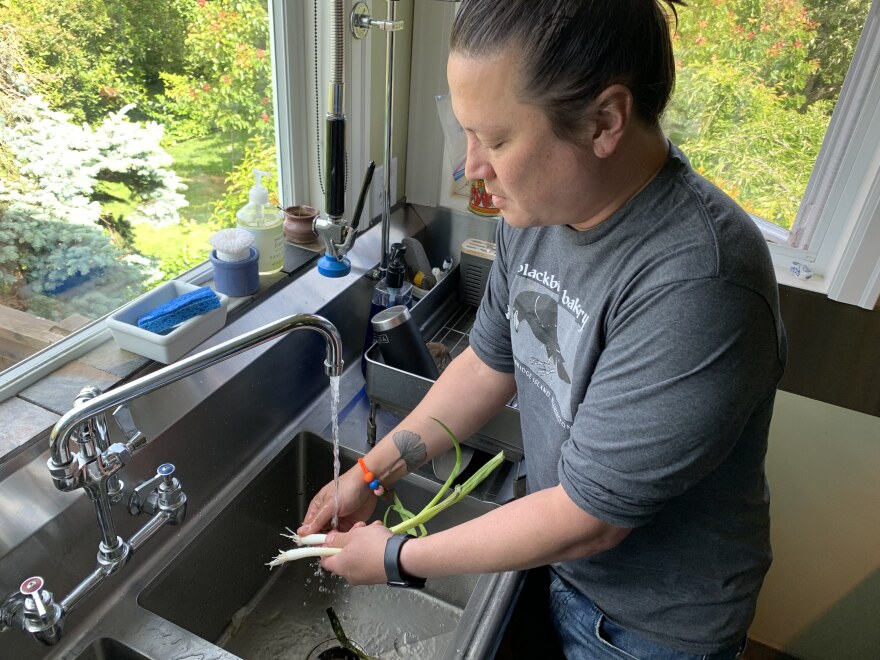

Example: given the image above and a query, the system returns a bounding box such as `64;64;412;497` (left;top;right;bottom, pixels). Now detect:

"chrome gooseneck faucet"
1;314;343;646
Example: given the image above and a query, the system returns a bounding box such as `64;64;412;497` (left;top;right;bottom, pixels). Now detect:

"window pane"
663;0;873;231
0;0;276;373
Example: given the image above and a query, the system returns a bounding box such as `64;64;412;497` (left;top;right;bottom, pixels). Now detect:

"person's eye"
486;141;505;151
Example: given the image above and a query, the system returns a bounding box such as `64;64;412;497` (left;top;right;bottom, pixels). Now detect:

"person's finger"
298;498;331;534
324;529;349;549
299;493;324;527
320;554;337;573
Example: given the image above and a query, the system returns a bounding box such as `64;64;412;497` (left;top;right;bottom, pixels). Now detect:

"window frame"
767;0;880;309
0;0;373;399
413;1;880;310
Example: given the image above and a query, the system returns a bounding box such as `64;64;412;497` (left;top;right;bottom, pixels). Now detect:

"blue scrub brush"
137;287;221;335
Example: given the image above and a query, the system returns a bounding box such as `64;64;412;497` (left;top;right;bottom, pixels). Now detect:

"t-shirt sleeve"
559;277;784;528
469;222;515;373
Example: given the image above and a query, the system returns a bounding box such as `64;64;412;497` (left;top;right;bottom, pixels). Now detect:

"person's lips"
486;190;504;207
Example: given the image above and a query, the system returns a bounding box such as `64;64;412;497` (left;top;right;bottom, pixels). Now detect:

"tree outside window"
1;0;875;374
0;0;277;372
664;0;872;231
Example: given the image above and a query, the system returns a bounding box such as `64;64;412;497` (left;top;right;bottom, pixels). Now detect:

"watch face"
387;579;425;589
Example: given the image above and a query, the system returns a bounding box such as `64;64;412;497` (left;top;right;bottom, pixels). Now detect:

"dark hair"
450;0;686;142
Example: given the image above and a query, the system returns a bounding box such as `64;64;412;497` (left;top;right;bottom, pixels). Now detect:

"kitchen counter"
0;205;522;659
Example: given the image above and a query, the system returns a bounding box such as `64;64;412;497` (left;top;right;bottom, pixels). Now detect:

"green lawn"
165;133;246;224
132;133;247;277
134;219;218;277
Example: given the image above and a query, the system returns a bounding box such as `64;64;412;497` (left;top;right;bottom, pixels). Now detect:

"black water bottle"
371;305;439;380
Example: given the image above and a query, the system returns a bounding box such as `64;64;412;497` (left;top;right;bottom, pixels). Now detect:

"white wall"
752;390;880;659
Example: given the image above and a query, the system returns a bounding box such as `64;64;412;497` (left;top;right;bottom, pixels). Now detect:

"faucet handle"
129;465;168;515
112;405;147;453
18;577;63;645
156;464;186;523
129;464;182;516
19;577;48;619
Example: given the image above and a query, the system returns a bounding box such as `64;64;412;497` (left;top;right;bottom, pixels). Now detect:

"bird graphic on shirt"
510;290;571;384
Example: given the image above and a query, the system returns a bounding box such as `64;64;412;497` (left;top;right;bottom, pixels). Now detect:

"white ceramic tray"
107;281;229;364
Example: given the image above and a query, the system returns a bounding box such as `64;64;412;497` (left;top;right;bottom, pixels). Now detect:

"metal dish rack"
364;266;523;460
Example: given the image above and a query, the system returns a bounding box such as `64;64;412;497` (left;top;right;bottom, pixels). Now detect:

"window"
663;0;880;308
0;0;371;397
413;1;879;309
0;0;284;375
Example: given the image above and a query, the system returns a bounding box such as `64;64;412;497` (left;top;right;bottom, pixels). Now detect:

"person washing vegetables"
299;1;787;657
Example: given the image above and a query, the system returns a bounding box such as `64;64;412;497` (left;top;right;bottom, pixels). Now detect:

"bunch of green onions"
267;418;505;567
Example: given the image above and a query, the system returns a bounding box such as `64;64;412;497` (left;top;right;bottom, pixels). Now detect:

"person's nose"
465;135;494;182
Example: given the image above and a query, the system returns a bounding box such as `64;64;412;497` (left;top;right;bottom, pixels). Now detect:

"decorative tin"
467;179;500;216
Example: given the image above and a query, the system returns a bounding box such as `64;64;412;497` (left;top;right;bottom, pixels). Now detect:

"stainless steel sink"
73;638;150;660
2;205;521;660
138;431;518;659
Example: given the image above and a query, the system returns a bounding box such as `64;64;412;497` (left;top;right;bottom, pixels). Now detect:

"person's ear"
590;84;632;158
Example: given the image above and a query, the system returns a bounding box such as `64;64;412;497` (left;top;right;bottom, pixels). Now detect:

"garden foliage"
1;0;272;325
1;0;195;124
0;0;873;331
158;0;274;142
1;96;187;228
0;203;154;321
665;0;872;228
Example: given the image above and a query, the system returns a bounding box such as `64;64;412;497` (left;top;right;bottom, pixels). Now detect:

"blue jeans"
548;570;747;660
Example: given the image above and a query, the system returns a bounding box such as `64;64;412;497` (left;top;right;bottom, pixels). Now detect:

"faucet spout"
8;314;343;647
49;313;343;471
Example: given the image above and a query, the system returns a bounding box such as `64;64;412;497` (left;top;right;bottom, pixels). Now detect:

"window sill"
773;265;827;295
0;284;266;467
0;336;151;465
0;241;323;467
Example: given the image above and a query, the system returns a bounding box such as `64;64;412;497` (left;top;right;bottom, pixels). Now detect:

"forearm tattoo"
393;429;427;472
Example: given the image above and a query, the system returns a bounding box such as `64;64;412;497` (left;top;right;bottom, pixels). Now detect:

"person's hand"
298;468;377;535
320;521;393;585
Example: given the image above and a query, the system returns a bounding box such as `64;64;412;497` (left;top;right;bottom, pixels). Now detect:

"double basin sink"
3;206;522;659
69;423;520;660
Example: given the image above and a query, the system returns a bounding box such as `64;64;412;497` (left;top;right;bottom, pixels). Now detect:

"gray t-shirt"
469;144;787;654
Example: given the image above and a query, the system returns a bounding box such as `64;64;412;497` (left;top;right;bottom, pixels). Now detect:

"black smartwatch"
384;534;426;589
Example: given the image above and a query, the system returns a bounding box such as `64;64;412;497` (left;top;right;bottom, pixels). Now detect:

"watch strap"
384;534;426;589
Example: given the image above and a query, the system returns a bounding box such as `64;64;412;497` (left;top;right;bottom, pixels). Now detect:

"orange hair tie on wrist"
358;457;385;496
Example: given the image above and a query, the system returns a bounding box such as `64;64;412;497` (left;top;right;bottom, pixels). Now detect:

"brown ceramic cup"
283;205;320;244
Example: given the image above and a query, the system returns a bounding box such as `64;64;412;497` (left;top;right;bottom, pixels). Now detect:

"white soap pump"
236;169;284;275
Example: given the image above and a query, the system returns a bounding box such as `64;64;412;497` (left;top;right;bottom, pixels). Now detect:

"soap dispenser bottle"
236;169;284;275
372;243;413;308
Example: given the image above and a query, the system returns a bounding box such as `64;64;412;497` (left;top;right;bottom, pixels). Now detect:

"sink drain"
306;638;364;660
314;646;358;660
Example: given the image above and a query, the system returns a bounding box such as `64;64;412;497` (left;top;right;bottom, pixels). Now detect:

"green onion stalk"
266;418;505;567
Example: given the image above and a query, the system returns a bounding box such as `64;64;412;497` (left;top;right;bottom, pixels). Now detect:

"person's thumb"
324;530;341;547
298;500;331;535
